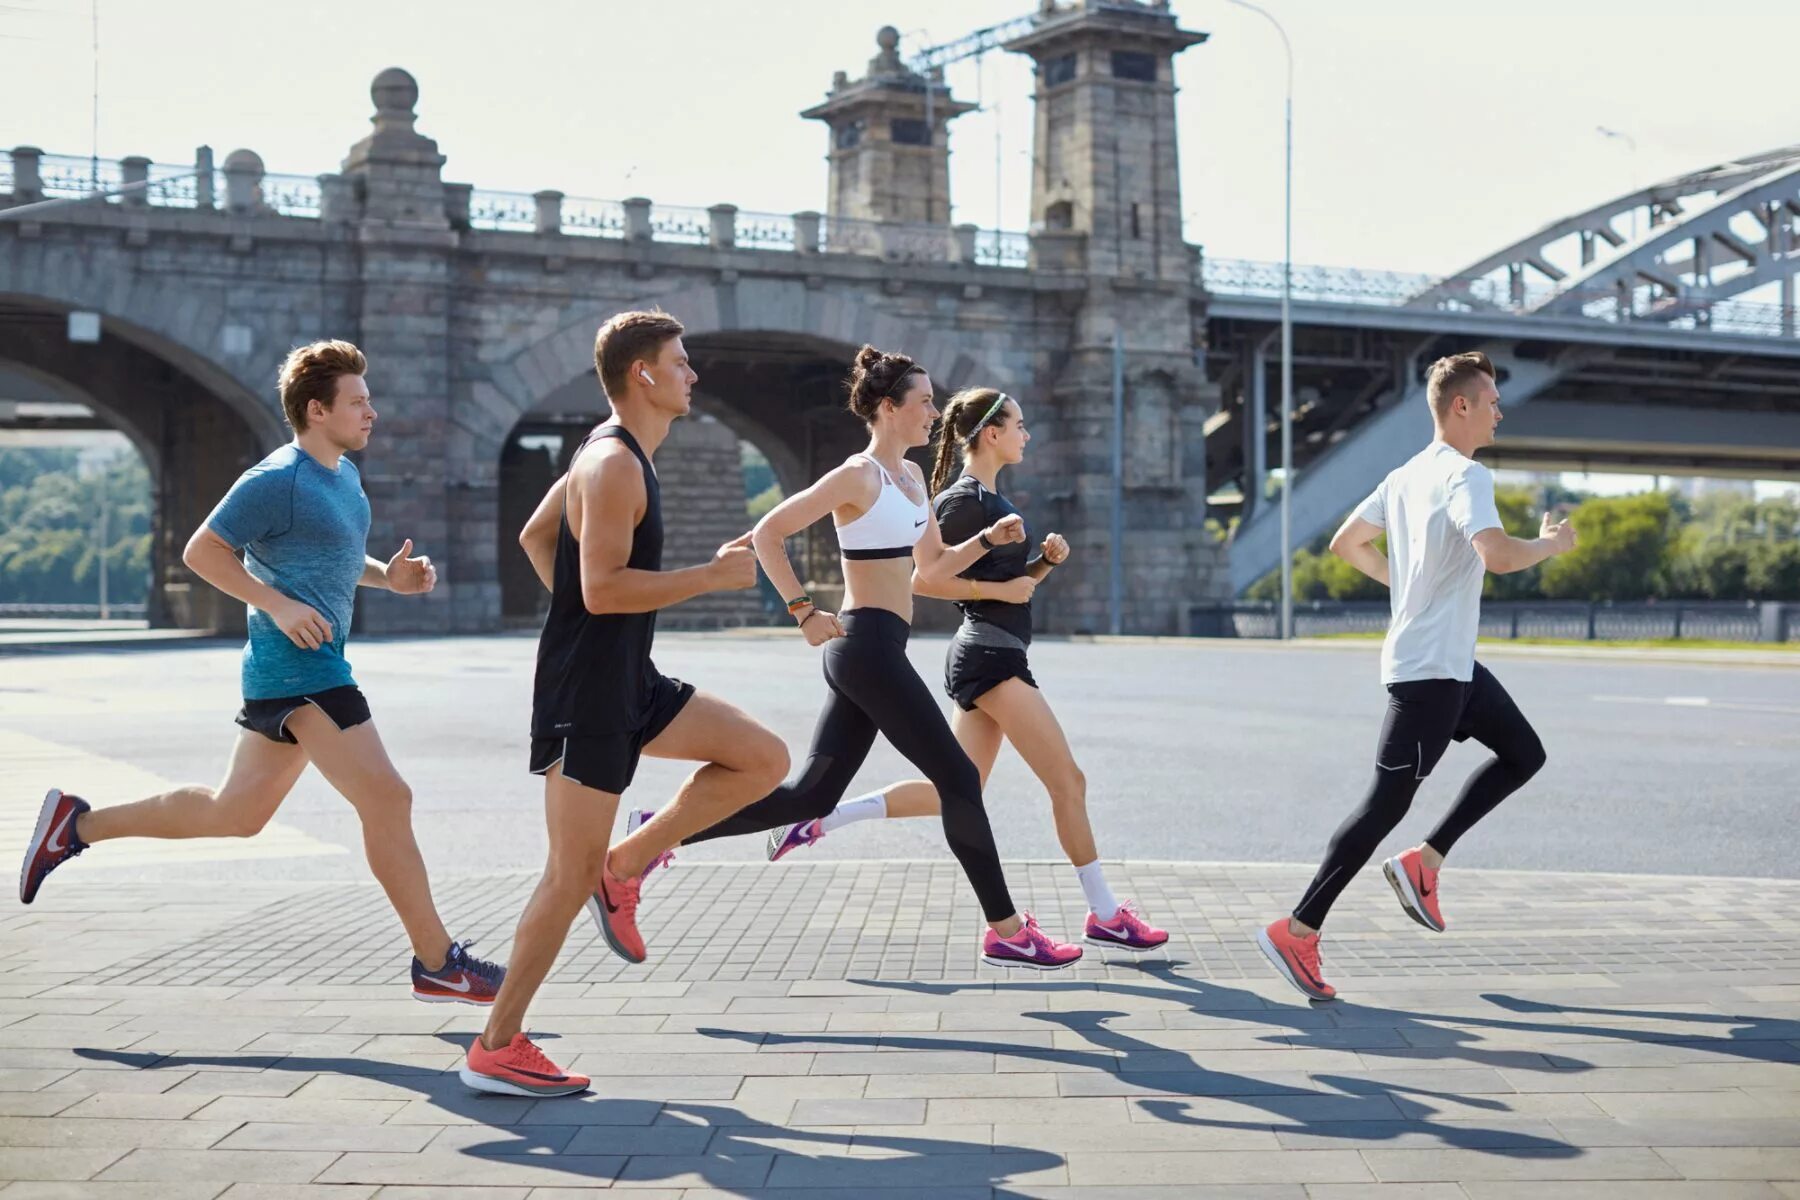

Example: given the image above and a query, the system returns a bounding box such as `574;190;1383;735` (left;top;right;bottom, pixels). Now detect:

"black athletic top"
934;475;1039;645
531;424;666;737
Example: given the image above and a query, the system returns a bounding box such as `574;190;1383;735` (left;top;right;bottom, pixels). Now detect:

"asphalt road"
3;632;1795;883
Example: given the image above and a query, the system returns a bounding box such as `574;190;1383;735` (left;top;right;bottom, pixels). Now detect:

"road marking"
0;730;348;867
1591;694;1800;717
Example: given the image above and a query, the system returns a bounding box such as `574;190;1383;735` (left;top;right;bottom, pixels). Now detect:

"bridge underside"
1206;314;1800;592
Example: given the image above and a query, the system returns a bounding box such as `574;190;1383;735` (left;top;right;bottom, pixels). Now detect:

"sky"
6;0;1796;274
4;0;1796;496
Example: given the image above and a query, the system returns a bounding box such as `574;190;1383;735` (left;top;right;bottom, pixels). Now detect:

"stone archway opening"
0;298;280;631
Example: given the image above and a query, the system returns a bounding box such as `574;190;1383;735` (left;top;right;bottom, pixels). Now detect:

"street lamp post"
1223;0;1295;638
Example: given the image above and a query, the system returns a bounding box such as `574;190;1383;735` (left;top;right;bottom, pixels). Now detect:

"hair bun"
853;344;885;374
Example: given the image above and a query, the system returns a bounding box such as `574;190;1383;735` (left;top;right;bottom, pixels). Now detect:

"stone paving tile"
214;1122;439;1153
1303;1186;1469;1200
217;1187;380;1200
1063;1148;1374;1185
1657;1147;1800;1179
0;1115;239;1148
1362;1146;1681;1182
0;1093;81;1116
0;1147;130;1181
0;1185;230;1199
54;1091;214;1119
316;1152;625;1188
1549;1117;1800;1147
1460;1185;1790;1199
95;1149;341;1183
786;1097;924;1126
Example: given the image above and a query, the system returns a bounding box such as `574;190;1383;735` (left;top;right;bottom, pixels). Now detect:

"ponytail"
930;387;1009;495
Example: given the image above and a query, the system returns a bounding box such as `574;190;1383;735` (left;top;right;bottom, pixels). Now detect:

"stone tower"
802;26;976;225
1008;0;1223;633
1006;0;1204;280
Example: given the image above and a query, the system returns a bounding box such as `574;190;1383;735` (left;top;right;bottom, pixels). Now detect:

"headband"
965;393;1011;444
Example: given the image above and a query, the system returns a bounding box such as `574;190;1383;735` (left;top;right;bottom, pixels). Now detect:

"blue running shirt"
205;443;371;699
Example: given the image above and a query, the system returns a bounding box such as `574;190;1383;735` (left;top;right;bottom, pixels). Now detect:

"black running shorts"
236;685;372;745
528;673;694;795
944;636;1037;712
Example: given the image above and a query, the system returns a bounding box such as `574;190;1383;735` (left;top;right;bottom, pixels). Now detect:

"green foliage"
1248;484;1800;604
746;482;783;521
1539;492;1676;601
0;448;153;606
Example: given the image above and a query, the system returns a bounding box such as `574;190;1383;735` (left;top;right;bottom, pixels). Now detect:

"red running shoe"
1257;918;1337;1001
1383;848;1446;932
19;789;89;905
586;863;646;964
460;1032;589;1097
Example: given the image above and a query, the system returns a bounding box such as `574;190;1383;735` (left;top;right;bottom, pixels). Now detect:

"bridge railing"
1;151;324;217
1201;255;1798;338
1191;599;1799;642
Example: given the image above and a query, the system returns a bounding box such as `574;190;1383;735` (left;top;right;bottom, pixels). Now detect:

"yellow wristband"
970;580;982;602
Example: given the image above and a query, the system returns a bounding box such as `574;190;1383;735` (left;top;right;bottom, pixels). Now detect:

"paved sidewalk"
2;860;1798;1197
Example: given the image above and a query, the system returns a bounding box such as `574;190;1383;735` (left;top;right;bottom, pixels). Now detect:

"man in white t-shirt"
1259;351;1577;1001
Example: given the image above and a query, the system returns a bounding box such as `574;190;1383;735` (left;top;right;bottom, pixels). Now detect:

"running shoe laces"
1293;932;1323;975
610;872;642;923
447;940;504;987
509;1034;558;1075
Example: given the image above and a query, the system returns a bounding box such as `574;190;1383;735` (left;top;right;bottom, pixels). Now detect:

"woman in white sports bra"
668;344;1081;969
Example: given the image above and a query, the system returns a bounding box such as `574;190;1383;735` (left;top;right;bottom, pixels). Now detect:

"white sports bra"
835;454;929;560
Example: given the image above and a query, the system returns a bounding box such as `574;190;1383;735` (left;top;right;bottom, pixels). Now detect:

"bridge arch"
0;294;284;628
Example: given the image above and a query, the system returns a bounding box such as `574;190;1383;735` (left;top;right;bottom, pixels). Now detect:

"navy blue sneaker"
20;789;89;905
412;939;505;1005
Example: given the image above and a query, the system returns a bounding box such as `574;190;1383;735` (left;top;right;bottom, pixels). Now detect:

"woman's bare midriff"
839;556;915;624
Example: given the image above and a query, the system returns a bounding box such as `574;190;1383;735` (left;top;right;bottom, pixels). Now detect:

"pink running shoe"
1384;847;1445;932
625;809;675;883
766;818;824;863
1257;918;1336;1001
586;865;646;964
1084;900;1169;951
981;913;1082;971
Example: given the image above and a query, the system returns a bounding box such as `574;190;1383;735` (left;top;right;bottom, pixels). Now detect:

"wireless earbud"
639;368;654;386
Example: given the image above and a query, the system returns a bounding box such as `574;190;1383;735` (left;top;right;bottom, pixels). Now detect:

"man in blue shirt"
19;340;504;1006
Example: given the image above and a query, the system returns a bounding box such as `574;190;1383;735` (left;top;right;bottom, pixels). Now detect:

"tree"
1539;492;1676;601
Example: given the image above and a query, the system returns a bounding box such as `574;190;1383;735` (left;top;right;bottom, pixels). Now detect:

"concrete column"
222;149;264;214
120;156;151;206
708;203;737;250
954;222;978;265
533;189;563;235
10;146;43;203
444;181;472;228
193;146;215;209
624;196;652;242
794;210;821;254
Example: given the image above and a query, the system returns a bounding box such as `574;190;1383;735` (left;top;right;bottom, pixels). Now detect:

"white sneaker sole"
458;1064;587;1097
1083;932;1169;951
1382;857;1445;933
981;952;1080;971
411;989;494;1005
584;892;645;965
1256;928;1336;1001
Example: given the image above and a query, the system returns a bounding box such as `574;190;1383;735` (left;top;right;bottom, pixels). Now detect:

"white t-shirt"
1355;442;1502;685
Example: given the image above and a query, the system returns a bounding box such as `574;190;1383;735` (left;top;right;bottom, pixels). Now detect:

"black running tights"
1293;662;1546;930
684;607;1017;922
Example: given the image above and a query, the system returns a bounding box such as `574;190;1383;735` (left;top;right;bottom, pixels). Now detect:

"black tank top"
934;474;1036;645
531;424;665;736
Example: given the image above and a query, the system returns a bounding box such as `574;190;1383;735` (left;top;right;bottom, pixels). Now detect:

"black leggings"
684;607;1016;922
1293;662;1546;930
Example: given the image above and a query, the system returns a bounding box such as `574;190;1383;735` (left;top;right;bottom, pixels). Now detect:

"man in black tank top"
462;311;791;1099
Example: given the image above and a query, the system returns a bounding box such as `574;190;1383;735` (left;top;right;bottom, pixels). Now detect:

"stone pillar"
193;146;215;209
533;189;563;235
444;181;472;229
801;27;976;225
222;149;264;214
1005;1;1207;281
708;203;737;249
794;209;822;254
318;173;359;223
9;146;43;203
339;68;466;633
623;196;652;242
120;156;151;206
954;222;979;265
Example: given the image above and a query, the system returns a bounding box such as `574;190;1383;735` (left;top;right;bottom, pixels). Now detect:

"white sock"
1076;859;1119;922
818;791;888;834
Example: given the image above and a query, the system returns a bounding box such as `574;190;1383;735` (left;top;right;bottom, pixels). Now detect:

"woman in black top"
773;388;1170;953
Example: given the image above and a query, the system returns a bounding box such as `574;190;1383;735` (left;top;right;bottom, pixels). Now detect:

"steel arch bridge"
1209;141;1800;594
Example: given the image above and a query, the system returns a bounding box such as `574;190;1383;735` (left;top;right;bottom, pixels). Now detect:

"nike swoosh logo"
1002;937;1043;959
601;880;621;915
44;810;73;855
914;518;927;528
420;972;471;993
1376;761;1412;772
1285;948;1327;991
504;1065;572;1082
